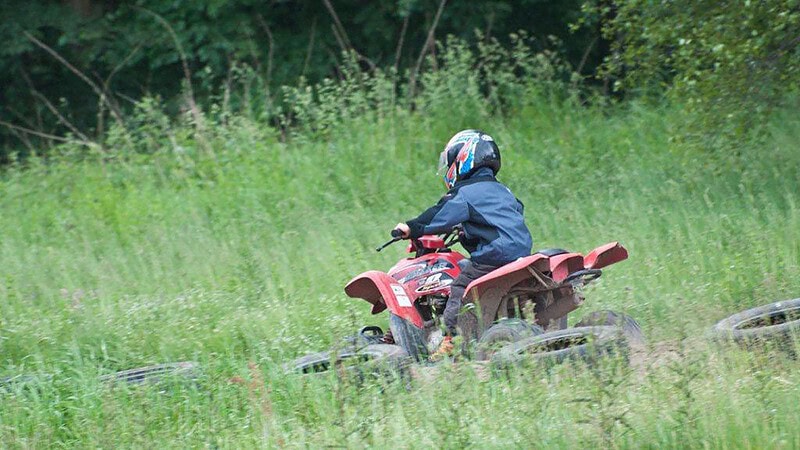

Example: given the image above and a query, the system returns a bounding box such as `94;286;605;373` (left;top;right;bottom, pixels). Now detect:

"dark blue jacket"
406;167;533;266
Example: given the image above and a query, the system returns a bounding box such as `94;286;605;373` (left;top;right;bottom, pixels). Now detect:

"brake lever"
375;237;402;252
376;229;405;252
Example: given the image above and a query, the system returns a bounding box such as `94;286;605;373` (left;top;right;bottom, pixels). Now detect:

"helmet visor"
437;150;449;176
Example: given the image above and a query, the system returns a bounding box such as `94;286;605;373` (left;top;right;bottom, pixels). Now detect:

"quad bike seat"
535;248;568;257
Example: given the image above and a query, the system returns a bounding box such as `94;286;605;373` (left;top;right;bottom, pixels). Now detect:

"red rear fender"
584;242;628;269
344;271;424;328
463;254;551;302
549;253;585;282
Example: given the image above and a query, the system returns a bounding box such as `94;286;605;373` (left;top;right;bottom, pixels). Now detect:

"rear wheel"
491;326;628;368
575;310;645;346
475;319;544;361
389;313;429;362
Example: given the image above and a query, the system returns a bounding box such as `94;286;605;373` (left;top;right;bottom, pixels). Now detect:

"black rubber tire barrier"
711;298;800;348
341;325;386;348
99;362;200;385
287;344;412;380
0;374;53;393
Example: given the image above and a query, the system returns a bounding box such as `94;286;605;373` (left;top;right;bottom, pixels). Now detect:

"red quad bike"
343;229;643;365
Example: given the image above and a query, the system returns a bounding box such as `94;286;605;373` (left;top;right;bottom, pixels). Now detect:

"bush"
590;0;800;146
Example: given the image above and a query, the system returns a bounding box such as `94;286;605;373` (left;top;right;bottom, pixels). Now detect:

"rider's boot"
429;335;454;361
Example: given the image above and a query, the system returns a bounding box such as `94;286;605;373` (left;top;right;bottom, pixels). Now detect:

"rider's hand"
393;223;410;238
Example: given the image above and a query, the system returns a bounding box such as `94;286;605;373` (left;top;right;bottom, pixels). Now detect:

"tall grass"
1;37;800;447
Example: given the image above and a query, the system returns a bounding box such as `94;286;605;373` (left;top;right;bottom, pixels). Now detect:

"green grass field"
2;83;800;447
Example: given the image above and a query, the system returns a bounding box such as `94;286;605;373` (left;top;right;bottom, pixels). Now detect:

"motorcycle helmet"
438;129;501;189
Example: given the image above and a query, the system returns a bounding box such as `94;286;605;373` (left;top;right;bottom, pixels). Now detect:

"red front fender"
344;270;424;328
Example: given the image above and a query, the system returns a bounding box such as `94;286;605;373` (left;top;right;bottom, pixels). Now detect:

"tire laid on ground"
575;310;645;346
711;298;800;347
0;375;35;390
475;318;544;361
290;351;338;374
389;313;429;362
287;344;411;379
0;374;52;392
491;326;628;368
341;326;385;348
99;362;200;385
357;344;413;379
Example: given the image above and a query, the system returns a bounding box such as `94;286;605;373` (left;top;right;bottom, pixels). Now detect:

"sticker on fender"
390;285;412;307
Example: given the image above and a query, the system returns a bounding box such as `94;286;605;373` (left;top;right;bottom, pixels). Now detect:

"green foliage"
591;0;800;144
0;0;605;156
1;4;800;446
5;1;798;157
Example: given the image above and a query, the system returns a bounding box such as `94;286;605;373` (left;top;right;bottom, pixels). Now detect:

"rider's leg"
443;260;498;336
431;261;499;360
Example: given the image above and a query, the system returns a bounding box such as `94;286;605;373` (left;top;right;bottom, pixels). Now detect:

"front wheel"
475;319;544;361
389;313;429;362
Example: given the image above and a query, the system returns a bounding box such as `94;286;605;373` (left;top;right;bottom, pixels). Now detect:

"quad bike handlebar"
376;227;462;253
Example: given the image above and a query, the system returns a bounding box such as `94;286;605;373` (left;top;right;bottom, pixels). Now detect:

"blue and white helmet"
437;129;501;189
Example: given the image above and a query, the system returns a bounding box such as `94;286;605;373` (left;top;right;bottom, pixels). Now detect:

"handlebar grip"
391;229;404;238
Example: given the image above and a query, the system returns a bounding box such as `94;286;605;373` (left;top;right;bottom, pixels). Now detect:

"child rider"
393;129;533;360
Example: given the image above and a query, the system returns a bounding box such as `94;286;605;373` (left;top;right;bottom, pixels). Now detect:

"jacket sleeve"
405;197;446;237
406;191;470;238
